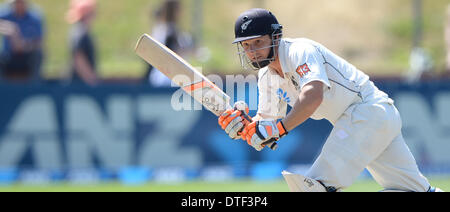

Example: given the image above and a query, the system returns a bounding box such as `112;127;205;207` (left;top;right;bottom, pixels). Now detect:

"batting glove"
218;101;251;140
241;120;287;151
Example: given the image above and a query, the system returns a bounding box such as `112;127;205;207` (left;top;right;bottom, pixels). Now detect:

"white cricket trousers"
306;99;430;191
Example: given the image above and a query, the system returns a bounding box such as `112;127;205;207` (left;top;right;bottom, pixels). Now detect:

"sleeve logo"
296;63;311;78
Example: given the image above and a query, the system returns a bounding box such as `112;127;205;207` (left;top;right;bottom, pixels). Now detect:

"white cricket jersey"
257;38;390;124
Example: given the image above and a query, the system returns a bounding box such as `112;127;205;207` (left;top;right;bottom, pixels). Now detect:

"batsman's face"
241;35;272;62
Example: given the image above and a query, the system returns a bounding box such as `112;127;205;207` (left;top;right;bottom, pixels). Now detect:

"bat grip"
263;138;278;150
240;113;278;151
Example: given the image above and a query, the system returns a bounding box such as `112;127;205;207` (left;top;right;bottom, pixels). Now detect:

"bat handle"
263;138;278;150
240;113;278;151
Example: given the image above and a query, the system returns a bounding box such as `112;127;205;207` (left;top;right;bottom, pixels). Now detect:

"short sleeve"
70;26;87;53
288;45;330;90
35;17;43;40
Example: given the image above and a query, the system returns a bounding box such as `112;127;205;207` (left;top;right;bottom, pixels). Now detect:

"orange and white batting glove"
218;101;252;140
241;120;287;151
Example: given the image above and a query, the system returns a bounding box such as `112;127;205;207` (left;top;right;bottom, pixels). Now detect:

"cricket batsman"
218;8;442;192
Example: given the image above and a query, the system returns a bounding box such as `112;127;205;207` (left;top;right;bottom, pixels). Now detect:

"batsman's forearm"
281;98;316;131
281;84;323;132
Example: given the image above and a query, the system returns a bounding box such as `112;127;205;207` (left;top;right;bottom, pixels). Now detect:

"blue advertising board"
0;80;449;183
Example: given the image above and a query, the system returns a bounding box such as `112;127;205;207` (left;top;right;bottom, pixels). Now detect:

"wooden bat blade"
135;34;231;116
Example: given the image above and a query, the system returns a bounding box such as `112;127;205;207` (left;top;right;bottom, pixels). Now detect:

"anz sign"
0;82;449;172
0;87;203;170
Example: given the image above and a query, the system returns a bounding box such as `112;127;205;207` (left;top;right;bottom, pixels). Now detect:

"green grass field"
1;177;449;192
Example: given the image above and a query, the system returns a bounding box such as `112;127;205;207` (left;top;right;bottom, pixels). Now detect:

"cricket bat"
135;34;278;150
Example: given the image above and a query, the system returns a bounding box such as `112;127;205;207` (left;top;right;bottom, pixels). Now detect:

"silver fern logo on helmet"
241;19;253;32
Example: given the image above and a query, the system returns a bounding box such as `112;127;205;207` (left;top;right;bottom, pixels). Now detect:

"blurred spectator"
0;0;44;83
446;4;450;74
145;0;194;87
66;0;98;86
407;47;433;83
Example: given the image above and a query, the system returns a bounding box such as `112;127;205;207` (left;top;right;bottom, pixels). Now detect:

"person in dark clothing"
66;0;98;86
145;0;193;87
0;0;44;83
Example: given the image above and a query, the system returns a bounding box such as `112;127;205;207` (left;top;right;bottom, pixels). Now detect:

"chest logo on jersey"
277;88;291;103
296;63;311;78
